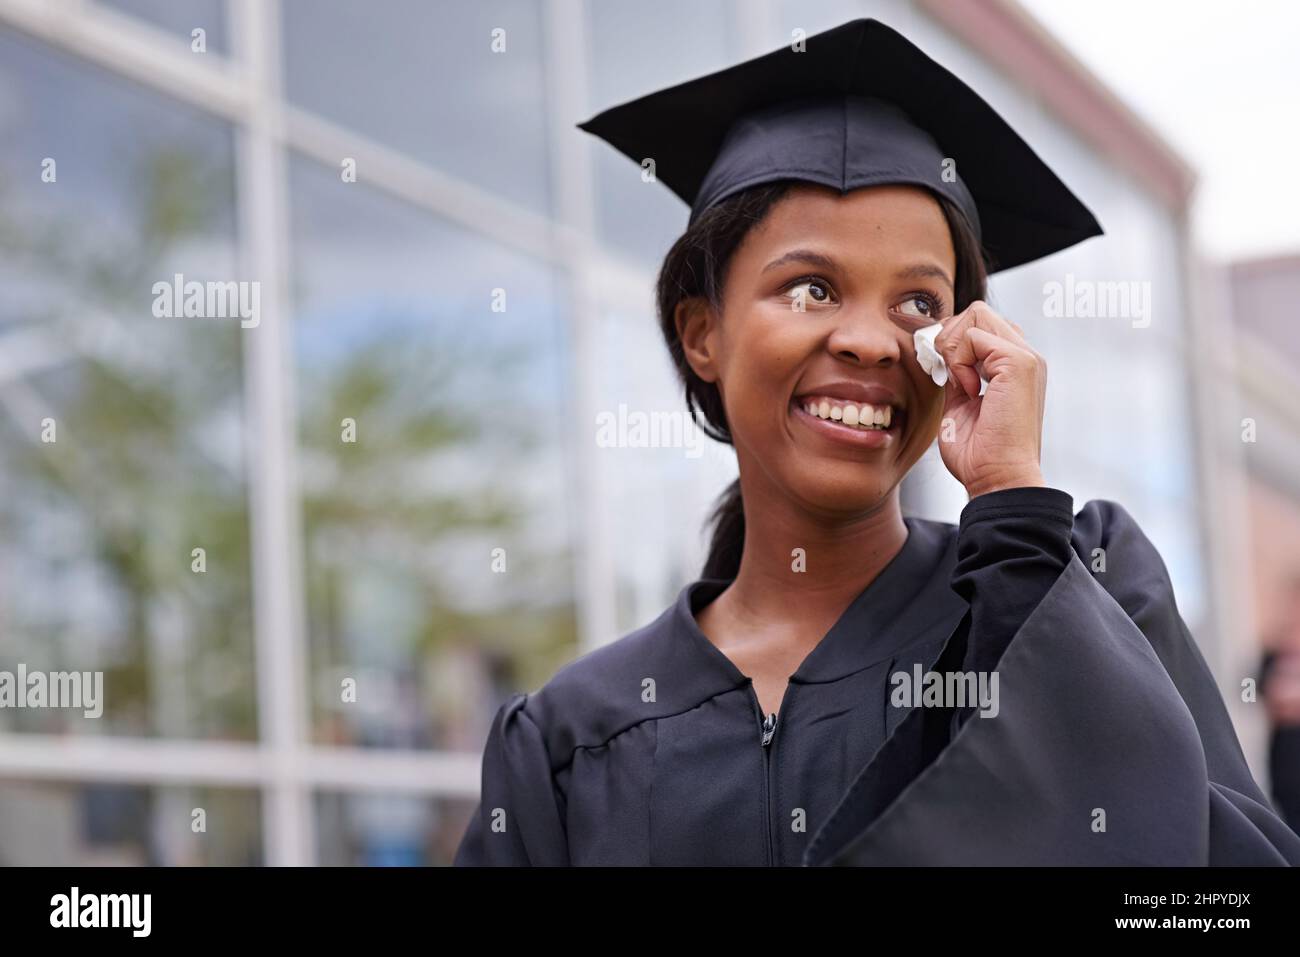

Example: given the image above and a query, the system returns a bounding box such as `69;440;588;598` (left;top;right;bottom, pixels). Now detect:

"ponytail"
701;479;745;581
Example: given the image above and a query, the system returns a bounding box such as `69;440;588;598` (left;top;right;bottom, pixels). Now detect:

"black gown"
453;487;1300;865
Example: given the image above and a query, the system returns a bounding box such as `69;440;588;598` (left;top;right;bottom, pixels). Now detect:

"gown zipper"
761;710;778;866
750;684;780;866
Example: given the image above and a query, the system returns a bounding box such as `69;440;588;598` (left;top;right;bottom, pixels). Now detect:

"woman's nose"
825;308;903;366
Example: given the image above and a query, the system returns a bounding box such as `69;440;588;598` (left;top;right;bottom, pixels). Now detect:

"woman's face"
686;183;955;517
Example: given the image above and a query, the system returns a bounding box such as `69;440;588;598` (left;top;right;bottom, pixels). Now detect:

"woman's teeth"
800;398;893;430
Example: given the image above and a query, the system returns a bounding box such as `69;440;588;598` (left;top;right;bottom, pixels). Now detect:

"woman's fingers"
931;300;1049;496
937;301;1038;398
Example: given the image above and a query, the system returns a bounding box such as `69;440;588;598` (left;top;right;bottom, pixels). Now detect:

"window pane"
586;0;737;265
282;0;551;216
95;0;229;56
0;30;254;740
315;791;476;866
288;154;578;753
0;781;261;865
593;300;734;632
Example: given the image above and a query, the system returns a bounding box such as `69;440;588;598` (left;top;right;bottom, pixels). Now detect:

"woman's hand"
932;301;1047;499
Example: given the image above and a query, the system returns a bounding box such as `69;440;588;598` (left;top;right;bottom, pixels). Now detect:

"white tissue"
913;322;990;395
914;322;947;387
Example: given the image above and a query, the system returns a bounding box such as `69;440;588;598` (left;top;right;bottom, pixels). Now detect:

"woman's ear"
675;296;720;384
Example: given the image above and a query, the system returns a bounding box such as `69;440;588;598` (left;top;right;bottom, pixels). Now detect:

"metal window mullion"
0;735;269;786
0;0;246;120
230;0;312;867
0;735;480;797
283;104;566;269
544;0;617;653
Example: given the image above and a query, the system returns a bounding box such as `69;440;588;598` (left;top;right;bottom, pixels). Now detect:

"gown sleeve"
452;692;570;866
804;487;1300;866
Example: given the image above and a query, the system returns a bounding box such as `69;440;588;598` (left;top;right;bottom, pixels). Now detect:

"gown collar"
670;516;967;687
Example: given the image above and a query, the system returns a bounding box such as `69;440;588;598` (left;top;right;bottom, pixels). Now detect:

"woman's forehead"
744;185;956;262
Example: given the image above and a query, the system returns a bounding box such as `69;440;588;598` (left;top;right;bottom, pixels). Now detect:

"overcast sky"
1020;0;1299;263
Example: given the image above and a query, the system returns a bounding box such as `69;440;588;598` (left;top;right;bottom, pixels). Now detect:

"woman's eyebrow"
761;249;839;274
895;263;953;288
761;252;952;289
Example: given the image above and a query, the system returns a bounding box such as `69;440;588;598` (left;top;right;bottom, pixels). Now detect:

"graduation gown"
453;487;1300;866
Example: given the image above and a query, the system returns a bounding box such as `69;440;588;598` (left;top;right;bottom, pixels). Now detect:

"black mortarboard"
577;18;1103;272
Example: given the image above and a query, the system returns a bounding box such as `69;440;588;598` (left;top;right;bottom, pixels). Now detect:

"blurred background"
0;0;1297;865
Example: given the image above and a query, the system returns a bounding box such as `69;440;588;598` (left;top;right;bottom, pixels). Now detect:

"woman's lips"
790;397;904;449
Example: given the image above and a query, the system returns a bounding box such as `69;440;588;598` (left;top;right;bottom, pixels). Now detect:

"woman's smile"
788;381;907;450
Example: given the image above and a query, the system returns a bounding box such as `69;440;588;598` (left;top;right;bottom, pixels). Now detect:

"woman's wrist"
963;467;1047;500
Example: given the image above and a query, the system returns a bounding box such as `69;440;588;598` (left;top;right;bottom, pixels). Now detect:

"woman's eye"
786;278;833;306
896;294;939;320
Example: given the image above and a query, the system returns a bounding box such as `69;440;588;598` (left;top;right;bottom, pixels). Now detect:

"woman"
454;18;1300;866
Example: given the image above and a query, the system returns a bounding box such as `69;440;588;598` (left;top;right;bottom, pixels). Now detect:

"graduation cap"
577;18;1103;273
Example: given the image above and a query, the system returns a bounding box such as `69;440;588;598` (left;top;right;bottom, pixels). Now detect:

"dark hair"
655;181;991;581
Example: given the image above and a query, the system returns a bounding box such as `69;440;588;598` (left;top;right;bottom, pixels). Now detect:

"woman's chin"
787;468;898;516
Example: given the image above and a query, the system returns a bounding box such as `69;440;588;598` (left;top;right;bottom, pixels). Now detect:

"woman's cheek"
714;347;773;438
912;389;946;452
731;315;803;387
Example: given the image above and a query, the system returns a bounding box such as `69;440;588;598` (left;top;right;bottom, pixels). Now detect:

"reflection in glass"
315;790;476;866
282;0;552;216
592;303;734;633
0;30;255;740
96;0;229;55
287;154;578;754
586;0;735;265
0;781;261;865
